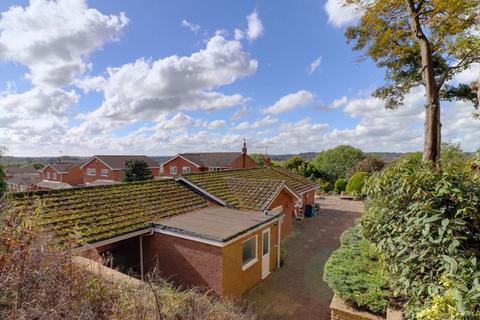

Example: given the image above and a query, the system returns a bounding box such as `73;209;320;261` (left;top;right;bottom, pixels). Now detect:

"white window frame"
46;172;51;179
52;172;57;180
241;235;258;271
101;169;109;177
87;168;96;176
170;166;177;175
182;166;191;174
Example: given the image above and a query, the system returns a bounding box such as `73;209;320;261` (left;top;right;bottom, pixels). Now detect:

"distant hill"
268;152;407;163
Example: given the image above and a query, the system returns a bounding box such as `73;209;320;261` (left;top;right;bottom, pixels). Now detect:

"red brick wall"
60;163;84;185
302;190;316;207
83;159;120;183
41;166;58;181
268;189;296;237
222;222;279;296
142;233;223;294
162;157;201;177
229;154;258;169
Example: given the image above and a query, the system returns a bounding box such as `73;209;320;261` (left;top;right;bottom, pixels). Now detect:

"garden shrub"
345;172;370;197
323;226;390;315
361;155;480;318
334;178;348;194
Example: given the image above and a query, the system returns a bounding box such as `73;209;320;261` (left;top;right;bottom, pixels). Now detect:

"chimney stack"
263;154;271;168
242;139;247;168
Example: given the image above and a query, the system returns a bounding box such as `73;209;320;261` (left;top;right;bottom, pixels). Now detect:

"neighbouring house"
40;161;84;189
177;167;318;237
4;166;40;192
13;179;286;296
81;155;160;184
162;142;257;177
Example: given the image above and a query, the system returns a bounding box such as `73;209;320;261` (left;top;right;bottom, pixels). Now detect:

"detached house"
39;161;83;190
81;155;160;185
5;166;40;192
162;142;257;177
12;166;317;297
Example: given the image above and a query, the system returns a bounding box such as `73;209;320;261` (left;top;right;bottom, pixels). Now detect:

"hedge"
346;172;370;197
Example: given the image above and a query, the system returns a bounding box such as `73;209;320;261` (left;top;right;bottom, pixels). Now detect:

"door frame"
261;228;271;279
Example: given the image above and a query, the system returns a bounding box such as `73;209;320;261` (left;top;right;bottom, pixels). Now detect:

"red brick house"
4;166;40;192
162;142;257;177
80;155;160;185
39;161;83;189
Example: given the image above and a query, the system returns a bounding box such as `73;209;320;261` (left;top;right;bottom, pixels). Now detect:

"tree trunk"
406;0;441;163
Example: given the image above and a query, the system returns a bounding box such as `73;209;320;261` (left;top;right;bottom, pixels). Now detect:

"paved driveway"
246;196;363;320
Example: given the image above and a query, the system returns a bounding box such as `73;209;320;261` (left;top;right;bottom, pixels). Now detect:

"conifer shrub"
323;226;390;315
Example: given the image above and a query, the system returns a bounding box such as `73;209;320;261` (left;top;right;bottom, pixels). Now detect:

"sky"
0;0;479;157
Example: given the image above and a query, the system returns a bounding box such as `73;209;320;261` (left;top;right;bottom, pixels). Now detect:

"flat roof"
155;207;281;243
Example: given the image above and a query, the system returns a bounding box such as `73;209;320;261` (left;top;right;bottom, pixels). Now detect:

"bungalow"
80;155;160;185
13;179;287;296
40;161;83;188
4;166;40;192
177;167;319;236
162;142;257;177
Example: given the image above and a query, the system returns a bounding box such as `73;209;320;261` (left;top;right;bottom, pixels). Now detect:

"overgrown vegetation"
361;153;480;318
323;226;390;315
333;178;347;194
0;202;257;320
313;145;364;182
348;156;385;178
345;172;370;197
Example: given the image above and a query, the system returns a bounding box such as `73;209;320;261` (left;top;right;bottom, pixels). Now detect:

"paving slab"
246;196;363;320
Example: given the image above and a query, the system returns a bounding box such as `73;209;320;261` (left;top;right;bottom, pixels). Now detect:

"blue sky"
0;0;479;156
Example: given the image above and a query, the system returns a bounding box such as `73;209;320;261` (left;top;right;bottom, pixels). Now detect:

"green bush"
346;172;370;196
323;226;390;315
316;178;333;193
334;178;348;194
361;155;480;318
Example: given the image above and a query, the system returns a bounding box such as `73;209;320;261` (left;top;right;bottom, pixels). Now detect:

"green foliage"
316;178;333;193
323;226;390;315
346;172;370;197
284;155;305;171
121;160;154;182
334;178;348;194
348;156;385;177
361;155;480;318
283;155;327;180
0;166;5;199
440;143;466;170
313;145;364;182
249;154;265;167
32;162;45;170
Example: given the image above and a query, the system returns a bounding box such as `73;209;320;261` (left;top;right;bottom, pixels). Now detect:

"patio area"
245;196;363;320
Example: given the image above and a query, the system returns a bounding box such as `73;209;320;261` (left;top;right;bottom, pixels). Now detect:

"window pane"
263;231;269;256
242;237;256;266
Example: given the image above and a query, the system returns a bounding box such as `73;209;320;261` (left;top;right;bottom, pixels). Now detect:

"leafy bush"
361;155;480;318
334;178;348;194
346;172;370;196
313;145;364;182
323;226;390;315
348;156;385;177
316;178;333;193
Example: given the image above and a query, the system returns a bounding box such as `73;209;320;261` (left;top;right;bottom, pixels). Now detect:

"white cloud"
235;115;278;130
263;90;315;114
325;0;363;28
307;57;322;75
0;0;128;88
180;19;200;33
207;119;227;129
246;10;263;41
234;28;244;40
328;96;348;109
73;35;257;135
452;63;479;84
231;105;252;120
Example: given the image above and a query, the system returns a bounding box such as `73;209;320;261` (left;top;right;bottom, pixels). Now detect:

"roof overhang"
41;164;63;174
80;156;114;170
300;185;319;194
175;176;227;206
263;183;301;210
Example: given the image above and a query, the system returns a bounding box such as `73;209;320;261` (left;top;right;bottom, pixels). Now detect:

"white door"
262;228;271;279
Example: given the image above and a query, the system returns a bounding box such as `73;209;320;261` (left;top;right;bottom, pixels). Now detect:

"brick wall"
268;189;295;237
60;163;84;185
229;154;258;169
330;295;385;320
162;157;201;177
142;233;223;294
302;190;316;207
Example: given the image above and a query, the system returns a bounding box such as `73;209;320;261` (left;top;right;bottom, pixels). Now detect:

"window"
208;167;221;172
170;166;177;175
101;169;109;177
262;230;270;256
242;236;257;270
52;172;57;180
87;168;96;176
46;172;51;179
182;166;191;174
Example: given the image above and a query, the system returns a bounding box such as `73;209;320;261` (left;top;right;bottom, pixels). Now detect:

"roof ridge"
223;177;285;184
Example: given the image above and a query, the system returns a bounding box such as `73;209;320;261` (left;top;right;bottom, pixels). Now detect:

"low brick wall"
330;295;385;320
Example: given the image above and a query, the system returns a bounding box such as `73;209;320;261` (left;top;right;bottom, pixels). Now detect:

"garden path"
246;196;363;320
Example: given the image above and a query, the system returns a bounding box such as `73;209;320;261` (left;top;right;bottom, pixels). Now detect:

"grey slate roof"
178;152;242;168
93;155;160;169
37;180;73;190
5;166;39;175
50;162;82;173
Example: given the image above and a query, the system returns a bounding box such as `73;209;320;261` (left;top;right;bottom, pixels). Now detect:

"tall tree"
121;160;153;182
345;0;480;162
313;145;364;182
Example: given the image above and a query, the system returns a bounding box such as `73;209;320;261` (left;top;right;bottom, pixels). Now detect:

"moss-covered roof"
13;179;208;244
181;167;318;210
